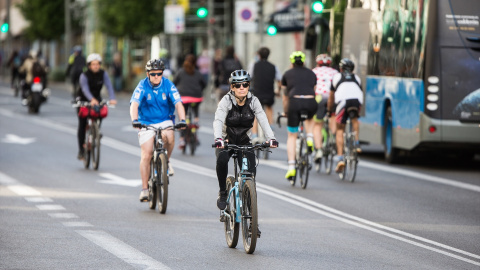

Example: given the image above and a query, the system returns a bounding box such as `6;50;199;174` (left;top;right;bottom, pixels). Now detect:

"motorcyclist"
18;50;47;105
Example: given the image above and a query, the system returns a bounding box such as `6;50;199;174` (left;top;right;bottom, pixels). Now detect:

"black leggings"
215;148;256;191
77;113;102;151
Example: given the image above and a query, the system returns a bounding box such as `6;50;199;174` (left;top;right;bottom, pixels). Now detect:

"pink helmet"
316;54;332;66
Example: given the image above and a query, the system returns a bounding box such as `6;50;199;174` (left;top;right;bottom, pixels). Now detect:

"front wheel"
83;125;92;169
148;158;157;210
224;176;239;248
242;179;258;254
91;121;101;170
156;153;169;214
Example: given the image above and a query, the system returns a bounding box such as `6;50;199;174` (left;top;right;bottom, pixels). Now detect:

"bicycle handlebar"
211;142;271;150
72;100;115;108
139;124;182;131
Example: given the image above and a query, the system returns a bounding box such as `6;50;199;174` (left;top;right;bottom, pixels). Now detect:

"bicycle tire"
92;121;101;170
148;158;157;210
83;125;92;169
224;176;239;248
189;130;197;156
345;154;358;182
298;138;309;189
241;179;258;254
157;153;168;214
182;130;188;155
325;139;335;175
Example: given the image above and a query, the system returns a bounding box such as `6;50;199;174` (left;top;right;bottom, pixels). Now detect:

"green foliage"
17;0;83;41
17;0;64;41
97;0;166;38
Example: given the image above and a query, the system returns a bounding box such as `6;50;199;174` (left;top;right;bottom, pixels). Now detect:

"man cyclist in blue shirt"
130;59;187;202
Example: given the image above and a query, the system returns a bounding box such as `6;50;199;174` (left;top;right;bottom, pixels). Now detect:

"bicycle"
212;142;272;254
252;119;270;160
338;108;359;182
73;100;114;170
140;124;181;214
277;112;312;189
317;115;336;174
182;103;199;156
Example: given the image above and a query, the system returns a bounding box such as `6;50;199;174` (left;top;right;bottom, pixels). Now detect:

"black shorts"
257;97;275;107
315;97;328;121
287;98;317;128
336;99;361;124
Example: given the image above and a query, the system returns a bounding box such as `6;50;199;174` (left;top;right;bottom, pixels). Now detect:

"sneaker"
168;163;174;176
314;149;323;163
77;149;84;160
139;189;149;202
335;160;345;173
306;139;314;153
285;169;296;185
217;190;228;210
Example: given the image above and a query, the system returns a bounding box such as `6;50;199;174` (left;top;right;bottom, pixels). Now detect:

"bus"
322;0;480;162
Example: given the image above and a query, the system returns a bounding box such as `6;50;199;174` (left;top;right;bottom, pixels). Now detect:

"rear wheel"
224;176;239;248
189;130;197;155
157;153;168;214
148;158;157;210
241;179;258;254
298;138;310;189
384;106;401;163
324;138;335;175
92;121;101;170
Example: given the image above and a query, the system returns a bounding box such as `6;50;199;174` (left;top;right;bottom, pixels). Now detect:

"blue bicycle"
213;142;271;254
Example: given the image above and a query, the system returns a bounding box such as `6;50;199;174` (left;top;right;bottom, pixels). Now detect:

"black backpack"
32;60;45;77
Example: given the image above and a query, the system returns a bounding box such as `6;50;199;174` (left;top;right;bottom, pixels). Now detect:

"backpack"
31;60;45;77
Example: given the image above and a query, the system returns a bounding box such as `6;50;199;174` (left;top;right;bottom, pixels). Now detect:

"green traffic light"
267;25;277;36
312;1;324;13
197;7;208;18
0;23;8;33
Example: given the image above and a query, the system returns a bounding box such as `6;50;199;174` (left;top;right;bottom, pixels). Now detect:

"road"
1;83;479;269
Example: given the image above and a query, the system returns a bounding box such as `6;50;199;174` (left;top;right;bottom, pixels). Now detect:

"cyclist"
328;58;363;173
249;47;282;140
281;51;317;182
312;54;339;163
173;54;206;149
66;45;86;99
18;50;47;105
213;69;278;210
130;59;187;202
76;53;117;160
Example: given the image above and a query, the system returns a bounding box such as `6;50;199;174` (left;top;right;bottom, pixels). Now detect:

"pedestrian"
196;49;210;85
216;46;242;103
112;52;122;92
249;47;282;140
173;54;206;149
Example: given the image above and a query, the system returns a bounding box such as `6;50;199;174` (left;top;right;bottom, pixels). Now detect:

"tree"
17;0;83;41
97;0;166;38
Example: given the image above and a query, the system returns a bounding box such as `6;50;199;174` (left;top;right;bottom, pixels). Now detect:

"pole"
257;0;264;46
5;0;12;69
206;0;216;106
64;0;71;67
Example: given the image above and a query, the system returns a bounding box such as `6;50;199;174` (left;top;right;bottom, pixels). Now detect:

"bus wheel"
384;106;401;163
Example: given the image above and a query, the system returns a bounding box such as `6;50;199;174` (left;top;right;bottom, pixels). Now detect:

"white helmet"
87;53;102;64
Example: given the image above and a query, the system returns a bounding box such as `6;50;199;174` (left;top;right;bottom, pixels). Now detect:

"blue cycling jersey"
130;77;182;125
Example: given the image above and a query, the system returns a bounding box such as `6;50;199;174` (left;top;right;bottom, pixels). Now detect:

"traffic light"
267;25;277;36
197;7;208;18
0;23;8;33
312;1;324;13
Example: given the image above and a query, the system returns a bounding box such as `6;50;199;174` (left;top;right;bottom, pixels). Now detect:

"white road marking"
62;222;93;227
76;230;171;270
98;173;141;187
8;185;42;196
1;134;36;144
49;213;79;219
36;204;66;211
25;197;53;202
1;107;479;265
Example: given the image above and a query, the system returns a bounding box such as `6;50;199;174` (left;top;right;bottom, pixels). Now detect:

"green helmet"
290;51;306;64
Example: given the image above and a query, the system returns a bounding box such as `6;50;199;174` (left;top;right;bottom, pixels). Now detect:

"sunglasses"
232;82;250;89
149;72;163;77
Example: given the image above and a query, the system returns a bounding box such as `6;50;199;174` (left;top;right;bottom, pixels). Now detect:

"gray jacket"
213;91;276;141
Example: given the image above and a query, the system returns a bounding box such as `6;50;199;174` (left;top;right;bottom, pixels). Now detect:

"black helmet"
145;59;165;71
229;69;251;84
339;58;355;72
